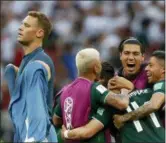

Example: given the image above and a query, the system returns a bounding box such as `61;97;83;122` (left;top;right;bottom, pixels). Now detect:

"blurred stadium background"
0;1;165;142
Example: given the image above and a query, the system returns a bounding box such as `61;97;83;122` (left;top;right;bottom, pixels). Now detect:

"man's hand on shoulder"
108;76;134;91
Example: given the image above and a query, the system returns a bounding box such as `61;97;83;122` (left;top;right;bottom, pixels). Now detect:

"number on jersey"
126;101;160;132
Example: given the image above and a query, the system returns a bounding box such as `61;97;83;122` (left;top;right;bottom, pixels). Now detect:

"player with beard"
4;11;57;142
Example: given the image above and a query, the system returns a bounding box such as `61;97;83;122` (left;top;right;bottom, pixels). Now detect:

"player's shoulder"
153;80;165;91
36;49;55;69
92;82;108;94
24;61;51;80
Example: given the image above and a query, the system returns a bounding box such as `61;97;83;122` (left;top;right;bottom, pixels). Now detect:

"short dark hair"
28;11;52;39
118;37;145;54
151;50;165;62
100;62;115;87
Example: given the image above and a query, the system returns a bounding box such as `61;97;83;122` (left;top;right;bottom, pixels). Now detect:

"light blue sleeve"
4;64;17;96
23;62;57;142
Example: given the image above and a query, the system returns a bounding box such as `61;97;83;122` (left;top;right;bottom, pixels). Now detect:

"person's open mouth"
127;63;135;71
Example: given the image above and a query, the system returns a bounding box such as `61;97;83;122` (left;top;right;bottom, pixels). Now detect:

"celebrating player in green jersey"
114;50;165;142
61;50;165;143
53;49;131;143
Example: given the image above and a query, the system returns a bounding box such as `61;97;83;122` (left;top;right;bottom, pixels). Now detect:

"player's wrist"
121;88;129;95
64;130;69;139
123;114;132;122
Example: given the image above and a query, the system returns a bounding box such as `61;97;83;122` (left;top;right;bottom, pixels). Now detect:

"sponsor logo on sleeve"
153;83;163;91
96;85;107;94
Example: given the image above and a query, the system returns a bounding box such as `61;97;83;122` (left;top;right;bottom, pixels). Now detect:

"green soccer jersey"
153;80;165;95
87;82;117;143
120;87;165;143
54;82;113;143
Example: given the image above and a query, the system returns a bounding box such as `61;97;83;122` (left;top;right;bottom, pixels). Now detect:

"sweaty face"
17;16;40;45
145;57;164;83
120;44;144;76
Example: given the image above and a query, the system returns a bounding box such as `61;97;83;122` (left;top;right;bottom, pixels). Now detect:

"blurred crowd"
0;1;165;142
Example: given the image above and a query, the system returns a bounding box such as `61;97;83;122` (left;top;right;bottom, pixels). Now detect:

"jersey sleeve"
91;106;111;127
4;64;17;96
92;83;109;105
153;81;165;95
24;62;52;141
53;101;62;118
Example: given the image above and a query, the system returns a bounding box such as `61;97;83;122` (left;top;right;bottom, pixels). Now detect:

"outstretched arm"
104;89;129;110
61;119;104;140
113;92;165;129
61;105;111;140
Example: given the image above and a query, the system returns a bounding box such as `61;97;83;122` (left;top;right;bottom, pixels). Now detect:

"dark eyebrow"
22;22;30;27
123;51;130;53
133;52;140;54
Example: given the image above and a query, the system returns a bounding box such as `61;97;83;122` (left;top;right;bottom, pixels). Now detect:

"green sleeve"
91;106;111;127
153;81;165;95
53;101;62;118
92;83;109;105
56;128;64;143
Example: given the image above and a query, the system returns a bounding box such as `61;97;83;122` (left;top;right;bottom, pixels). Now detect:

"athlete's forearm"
121;102;155;122
105;91;129;110
65;119;103;140
67;127;91;140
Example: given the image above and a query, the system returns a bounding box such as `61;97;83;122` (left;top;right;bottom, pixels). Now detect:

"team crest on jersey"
96;85;107;94
64;97;73;129
153;82;163;91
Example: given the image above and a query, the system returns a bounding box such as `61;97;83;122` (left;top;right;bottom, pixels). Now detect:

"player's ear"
141;54;145;62
95;61;101;74
161;67;165;74
120;52;122;61
36;29;44;38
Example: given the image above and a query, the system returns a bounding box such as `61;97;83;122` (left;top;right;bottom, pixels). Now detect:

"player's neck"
123;69;140;80
159;76;165;81
23;41;42;55
79;73;96;82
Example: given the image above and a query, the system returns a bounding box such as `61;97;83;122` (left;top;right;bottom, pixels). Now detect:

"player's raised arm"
108;76;134;91
104;89;129;110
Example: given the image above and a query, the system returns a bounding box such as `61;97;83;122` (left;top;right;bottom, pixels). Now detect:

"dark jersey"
120;88;165;143
54;82;114;143
153;80;165;126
